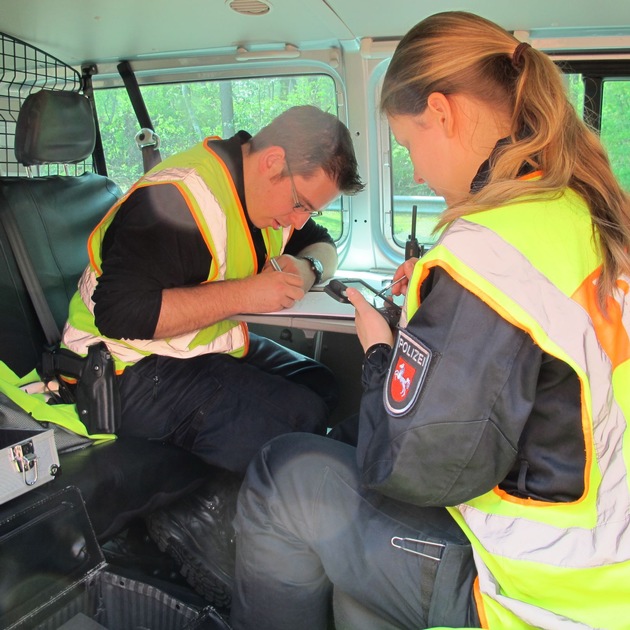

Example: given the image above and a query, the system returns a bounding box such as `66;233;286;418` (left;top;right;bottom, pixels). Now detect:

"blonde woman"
231;12;630;629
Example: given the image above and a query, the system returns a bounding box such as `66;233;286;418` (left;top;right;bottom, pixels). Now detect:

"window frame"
558;58;630;130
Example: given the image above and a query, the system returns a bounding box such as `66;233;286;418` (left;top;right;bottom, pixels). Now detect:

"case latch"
10;441;38;486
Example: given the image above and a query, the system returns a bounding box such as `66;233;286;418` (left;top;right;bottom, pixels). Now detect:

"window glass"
93;89;141;186
601;80;630;190
94;74;343;239
560;72;630;190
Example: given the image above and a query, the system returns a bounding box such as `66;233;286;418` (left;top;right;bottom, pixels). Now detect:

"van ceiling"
3;0;630;65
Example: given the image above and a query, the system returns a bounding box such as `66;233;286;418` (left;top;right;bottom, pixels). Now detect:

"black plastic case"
0;486;229;630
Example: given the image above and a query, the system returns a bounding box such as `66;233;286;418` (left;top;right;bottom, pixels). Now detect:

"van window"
94;74;345;239
601;79;630;189
387;62;630;253
562;67;630;190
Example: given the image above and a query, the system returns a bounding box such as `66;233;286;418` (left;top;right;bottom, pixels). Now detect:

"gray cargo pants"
230;433;479;629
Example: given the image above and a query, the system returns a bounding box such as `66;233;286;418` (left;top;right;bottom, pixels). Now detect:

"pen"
375;276;405;298
270;258;282;272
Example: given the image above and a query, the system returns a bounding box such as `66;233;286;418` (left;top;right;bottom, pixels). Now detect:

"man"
63;105;364;473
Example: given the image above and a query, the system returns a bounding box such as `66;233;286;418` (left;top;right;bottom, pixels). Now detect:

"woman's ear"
426;92;455;137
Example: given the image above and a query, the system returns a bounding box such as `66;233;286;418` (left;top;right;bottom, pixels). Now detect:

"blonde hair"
381;11;630;307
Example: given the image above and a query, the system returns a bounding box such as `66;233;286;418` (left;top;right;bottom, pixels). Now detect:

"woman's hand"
390;257;419;296
346;288;394;352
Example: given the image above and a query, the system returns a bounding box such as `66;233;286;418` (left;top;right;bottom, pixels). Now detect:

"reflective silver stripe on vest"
144;167;229;278
63;267;246;361
445;218;630;567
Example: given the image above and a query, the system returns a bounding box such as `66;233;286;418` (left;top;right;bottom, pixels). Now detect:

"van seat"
0;90;212;541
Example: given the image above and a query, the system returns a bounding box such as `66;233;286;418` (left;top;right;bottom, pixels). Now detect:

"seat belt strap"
0;195;61;346
117;60;163;173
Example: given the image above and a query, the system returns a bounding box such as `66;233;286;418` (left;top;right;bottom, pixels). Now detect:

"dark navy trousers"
116;334;337;474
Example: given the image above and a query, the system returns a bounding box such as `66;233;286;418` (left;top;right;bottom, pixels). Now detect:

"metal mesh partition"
0;32;89;177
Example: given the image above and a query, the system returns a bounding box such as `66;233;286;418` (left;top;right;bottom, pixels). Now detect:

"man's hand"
156;245;336;339
279;242;338;291
155;271;304;338
241;266;305;313
267;254;316;291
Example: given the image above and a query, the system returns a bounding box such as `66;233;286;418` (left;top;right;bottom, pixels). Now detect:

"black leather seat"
0;89;213;541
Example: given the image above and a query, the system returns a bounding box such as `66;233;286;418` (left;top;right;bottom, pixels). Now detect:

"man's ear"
259;146;286;180
426;92;455;137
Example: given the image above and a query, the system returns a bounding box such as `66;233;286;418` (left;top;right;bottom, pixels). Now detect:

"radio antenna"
405;204;421;260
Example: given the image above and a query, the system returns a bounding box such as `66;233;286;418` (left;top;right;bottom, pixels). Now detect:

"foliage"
94;69;630;248
601;81;630;188
389;72;630;245
94;75;343;238
94;75;337;193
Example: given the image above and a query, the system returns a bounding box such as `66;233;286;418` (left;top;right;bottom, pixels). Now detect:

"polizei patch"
385;329;432;416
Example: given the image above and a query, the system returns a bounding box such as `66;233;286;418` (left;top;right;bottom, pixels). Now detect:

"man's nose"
290;211;311;229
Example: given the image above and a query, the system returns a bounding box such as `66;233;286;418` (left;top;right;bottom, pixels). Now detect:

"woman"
230;11;630;629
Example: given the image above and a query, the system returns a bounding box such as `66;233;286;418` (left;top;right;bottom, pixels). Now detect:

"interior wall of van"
0;2;629;626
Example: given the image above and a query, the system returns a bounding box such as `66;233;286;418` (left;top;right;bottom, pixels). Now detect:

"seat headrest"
14;90;96;166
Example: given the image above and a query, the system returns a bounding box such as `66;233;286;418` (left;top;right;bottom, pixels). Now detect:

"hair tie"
512;42;531;69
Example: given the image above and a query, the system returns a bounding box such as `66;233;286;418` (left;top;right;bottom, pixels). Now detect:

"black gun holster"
40;342;121;435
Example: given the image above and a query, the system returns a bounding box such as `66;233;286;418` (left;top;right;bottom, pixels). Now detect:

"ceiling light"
227;0;271;16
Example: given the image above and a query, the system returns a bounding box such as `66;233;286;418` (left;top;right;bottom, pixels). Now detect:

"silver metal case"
0;428;60;505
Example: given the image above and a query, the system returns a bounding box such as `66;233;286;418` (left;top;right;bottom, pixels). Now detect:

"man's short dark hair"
249;105;364;195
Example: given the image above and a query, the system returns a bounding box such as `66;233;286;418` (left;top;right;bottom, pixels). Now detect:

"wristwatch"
299;256;324;285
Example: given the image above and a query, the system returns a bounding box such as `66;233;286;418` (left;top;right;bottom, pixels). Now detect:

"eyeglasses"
286;161;322;218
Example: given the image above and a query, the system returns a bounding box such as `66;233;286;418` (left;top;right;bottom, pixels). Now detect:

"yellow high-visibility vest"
404;188;630;629
64;139;291;370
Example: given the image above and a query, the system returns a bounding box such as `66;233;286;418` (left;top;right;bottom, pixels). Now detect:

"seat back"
0;90;122;376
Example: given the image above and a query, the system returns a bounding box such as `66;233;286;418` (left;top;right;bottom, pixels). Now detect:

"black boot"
146;469;243;610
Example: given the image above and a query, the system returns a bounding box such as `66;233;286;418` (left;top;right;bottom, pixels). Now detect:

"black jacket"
356;266;585;506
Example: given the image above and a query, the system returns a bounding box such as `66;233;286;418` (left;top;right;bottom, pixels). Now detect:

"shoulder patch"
384;329;432;416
